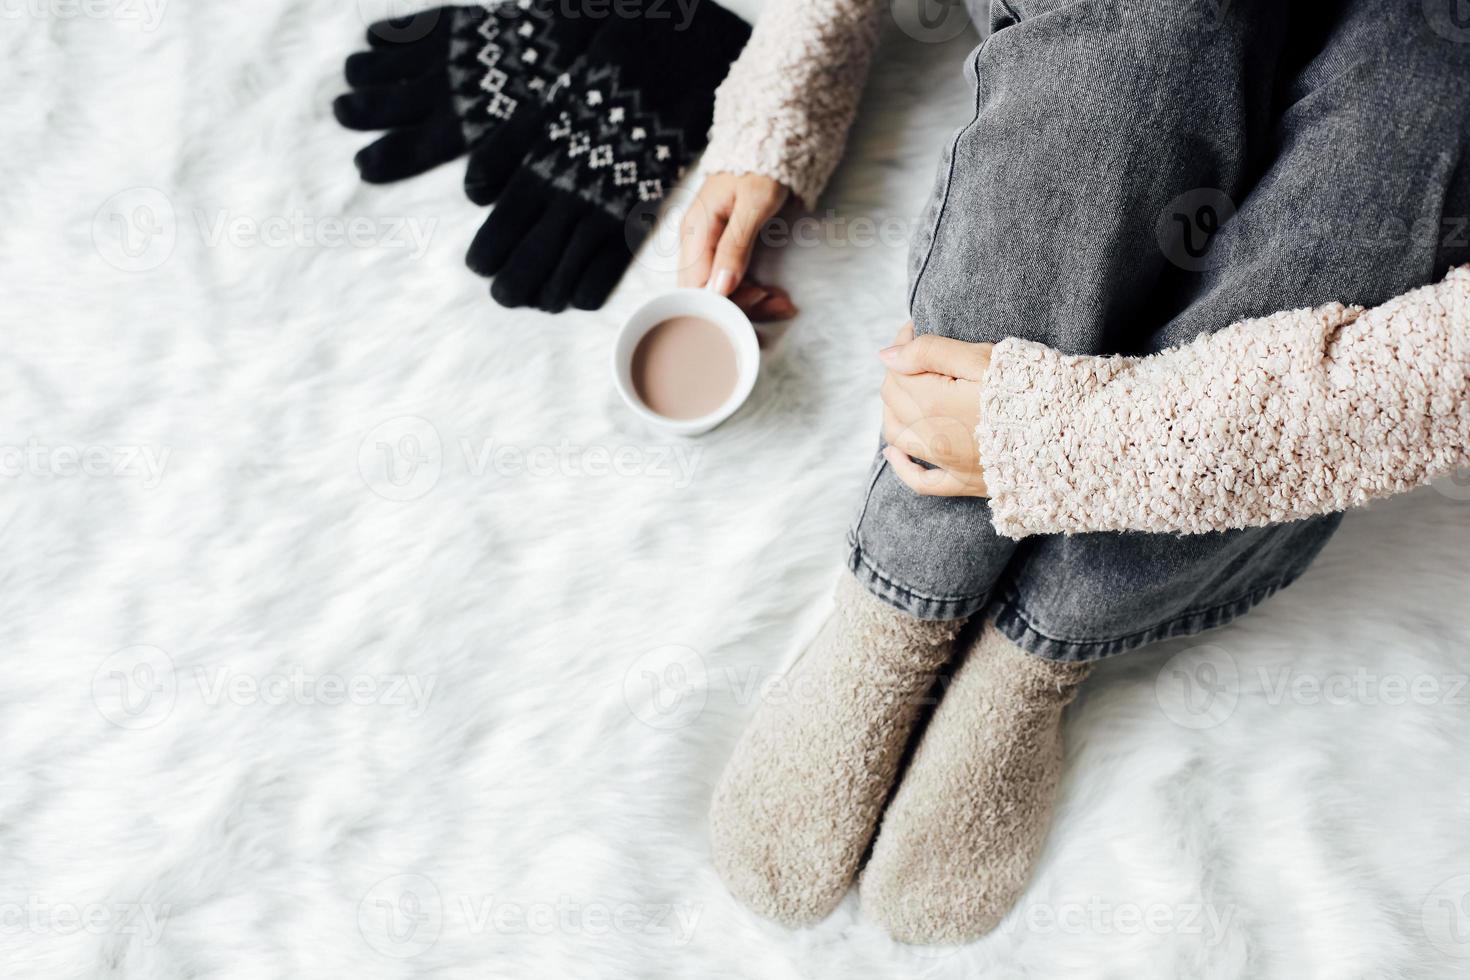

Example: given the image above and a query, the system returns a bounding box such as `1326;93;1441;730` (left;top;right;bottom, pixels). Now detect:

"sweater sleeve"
700;0;884;208
976;265;1470;538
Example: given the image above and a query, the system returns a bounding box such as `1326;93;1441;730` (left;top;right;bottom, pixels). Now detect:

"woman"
692;0;1470;945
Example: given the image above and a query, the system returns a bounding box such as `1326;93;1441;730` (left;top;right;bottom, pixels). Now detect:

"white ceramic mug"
611;287;760;436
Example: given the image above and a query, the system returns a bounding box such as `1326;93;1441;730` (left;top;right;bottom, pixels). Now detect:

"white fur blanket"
4;2;1470;977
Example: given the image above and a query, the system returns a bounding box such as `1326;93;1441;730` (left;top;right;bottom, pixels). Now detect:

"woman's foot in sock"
859;623;1090;944
709;574;964;927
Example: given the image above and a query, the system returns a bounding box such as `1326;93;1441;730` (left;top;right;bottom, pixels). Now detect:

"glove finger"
465;175;546;277
489;195;585;309
364;9;453;49
571;239;636;311
537;215;617;314
333;72;443;131
353;112;464;183
345;44;443;87
462;113;542;207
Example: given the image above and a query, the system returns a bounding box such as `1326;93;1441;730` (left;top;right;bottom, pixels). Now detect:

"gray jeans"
848;0;1470;660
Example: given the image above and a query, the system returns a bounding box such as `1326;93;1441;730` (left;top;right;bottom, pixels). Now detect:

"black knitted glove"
464;2;750;312
334;2;600;204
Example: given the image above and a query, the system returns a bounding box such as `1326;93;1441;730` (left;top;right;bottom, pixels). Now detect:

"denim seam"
907;42;990;312
847;541;993;605
847;456;891;550
998;577;1294;648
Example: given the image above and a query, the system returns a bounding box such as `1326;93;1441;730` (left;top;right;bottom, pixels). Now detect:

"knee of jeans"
849;461;1020;606
990;0;1283;78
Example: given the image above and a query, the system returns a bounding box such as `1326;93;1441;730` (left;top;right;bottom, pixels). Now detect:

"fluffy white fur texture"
4;2;1470;977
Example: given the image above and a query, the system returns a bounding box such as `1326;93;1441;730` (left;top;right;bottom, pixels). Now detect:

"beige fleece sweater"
979;266;1470;537
705;2;1470;537
702;0;882;207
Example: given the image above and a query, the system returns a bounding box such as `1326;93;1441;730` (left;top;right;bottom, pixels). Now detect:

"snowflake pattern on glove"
448;1;582;144
533;63;695;216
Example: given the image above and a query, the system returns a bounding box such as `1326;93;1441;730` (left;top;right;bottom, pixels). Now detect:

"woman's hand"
879;322;994;498
678;172;797;322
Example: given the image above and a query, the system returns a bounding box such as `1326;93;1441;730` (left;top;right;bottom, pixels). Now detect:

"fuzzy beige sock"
859;623;1090;944
709;575;964;927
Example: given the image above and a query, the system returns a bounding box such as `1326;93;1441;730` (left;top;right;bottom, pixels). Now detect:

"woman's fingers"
881;369;988;497
880;373;917;427
879;332;993;381
731;281;797;322
882;446;974;498
707;182;786;295
677;180;728;289
881;370;950;427
677;173;790;293
883;405;976;472
748;290;797;322
882;405;930;462
878;324;992;500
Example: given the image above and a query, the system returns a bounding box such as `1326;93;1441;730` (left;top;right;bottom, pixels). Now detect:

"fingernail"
878;345;902;363
710;269;735;295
